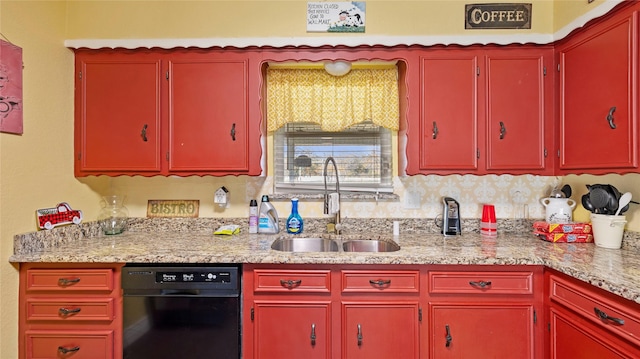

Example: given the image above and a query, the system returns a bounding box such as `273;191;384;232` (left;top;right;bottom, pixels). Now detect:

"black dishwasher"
122;264;241;359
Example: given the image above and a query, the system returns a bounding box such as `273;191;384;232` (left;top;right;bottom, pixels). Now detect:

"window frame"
273;121;394;194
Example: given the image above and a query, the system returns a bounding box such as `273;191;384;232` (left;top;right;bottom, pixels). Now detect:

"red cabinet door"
251;301;331;359
418;51;480;172
485;50;550;173
168;54;250;173
76;51;162;175
558;11;638;172
550;306;638;359
429;304;535;359
342;302;420;359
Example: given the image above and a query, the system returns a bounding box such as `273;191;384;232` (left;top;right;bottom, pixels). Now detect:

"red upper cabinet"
557;9;638;173
74;48;262;177
75;50;162;175
168;54;251;173
485;49;553;173
407;46;553;175
415;49;480;173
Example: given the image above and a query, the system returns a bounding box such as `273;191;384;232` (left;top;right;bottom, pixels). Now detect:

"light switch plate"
404;190;421;209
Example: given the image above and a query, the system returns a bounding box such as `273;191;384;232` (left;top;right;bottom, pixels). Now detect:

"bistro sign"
147;200;199;218
465;3;531;29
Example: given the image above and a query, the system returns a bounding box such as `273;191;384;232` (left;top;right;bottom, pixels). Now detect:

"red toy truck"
36;202;83;230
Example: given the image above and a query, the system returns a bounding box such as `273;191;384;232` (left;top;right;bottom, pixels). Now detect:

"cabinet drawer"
25;330;114;359
549;274;640;346
429;271;533;295
341;270;420;293
26;298;115;322
253;269;331;293
26;269;114;292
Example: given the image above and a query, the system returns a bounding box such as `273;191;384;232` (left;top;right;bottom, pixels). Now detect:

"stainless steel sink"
271;237;339;252
342;239;400;252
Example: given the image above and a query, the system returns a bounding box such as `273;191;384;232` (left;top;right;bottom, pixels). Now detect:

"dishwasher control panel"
122;265;240;293
156;270;231;283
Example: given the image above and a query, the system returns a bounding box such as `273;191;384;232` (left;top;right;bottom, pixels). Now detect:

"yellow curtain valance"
266;67;399;132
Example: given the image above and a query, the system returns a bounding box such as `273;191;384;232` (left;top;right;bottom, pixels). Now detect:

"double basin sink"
271;236;400;253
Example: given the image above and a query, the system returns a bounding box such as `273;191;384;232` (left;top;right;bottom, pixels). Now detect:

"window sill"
268;192;399;202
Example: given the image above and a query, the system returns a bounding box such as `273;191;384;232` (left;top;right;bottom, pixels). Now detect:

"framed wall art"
0;38;23;135
307;1;366;33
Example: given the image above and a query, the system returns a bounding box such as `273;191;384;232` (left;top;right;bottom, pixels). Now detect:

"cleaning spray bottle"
258;195;279;234
286;198;304;234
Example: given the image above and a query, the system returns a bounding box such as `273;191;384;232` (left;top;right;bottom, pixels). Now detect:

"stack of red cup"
480;204;497;236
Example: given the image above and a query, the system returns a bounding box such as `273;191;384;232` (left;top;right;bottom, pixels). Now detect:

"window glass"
274;121;393;193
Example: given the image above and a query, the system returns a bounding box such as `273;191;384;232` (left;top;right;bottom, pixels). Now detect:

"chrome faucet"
323;157;341;234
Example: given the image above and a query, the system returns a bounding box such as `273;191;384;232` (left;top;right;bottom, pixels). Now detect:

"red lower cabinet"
427;266;543;359
243;265;423;359
19;263;123;359
429;304;535;358
342;302;420;359
25;330;114;359
251;302;331;359
550;306;638;358
546;269;640;358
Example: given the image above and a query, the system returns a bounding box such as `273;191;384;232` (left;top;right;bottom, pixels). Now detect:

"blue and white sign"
307;2;366;33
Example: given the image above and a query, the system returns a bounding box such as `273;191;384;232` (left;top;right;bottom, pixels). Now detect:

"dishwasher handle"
160;289;201;296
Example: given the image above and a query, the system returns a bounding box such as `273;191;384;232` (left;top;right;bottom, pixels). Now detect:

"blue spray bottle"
286;198;304;234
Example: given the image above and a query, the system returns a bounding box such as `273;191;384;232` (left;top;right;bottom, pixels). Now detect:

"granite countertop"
9;218;640;305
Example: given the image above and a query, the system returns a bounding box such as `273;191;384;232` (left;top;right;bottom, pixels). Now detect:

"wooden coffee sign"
465;3;531;29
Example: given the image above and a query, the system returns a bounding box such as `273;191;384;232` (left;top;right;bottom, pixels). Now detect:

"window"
267;65;399;193
274;121;393;193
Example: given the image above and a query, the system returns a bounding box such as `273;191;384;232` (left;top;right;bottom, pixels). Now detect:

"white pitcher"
540;197;577;224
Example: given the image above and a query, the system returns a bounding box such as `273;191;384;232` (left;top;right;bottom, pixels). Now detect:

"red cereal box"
533;221;592;234
534;231;594;243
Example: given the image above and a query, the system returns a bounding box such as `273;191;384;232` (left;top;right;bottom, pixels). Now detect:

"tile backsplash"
106;174;558;220
243;174;558;219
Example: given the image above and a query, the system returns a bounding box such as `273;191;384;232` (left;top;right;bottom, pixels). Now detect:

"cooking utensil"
561;184;572;198
588;185;612;212
549;186;565;198
615;192;632;216
581;193;596;213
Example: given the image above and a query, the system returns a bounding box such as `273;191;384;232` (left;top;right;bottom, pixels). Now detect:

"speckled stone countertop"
10;217;640;305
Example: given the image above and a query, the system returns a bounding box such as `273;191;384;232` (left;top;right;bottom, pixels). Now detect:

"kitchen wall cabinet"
243;265;423;359
407;46;553;175
556;7;639;174
416;49;480;172
546;269;640;358
485;49;552;172
427;267;544;359
74;48;262;177
19;263;123;359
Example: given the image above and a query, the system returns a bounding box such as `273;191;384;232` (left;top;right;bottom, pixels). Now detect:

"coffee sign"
465;3;531;29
